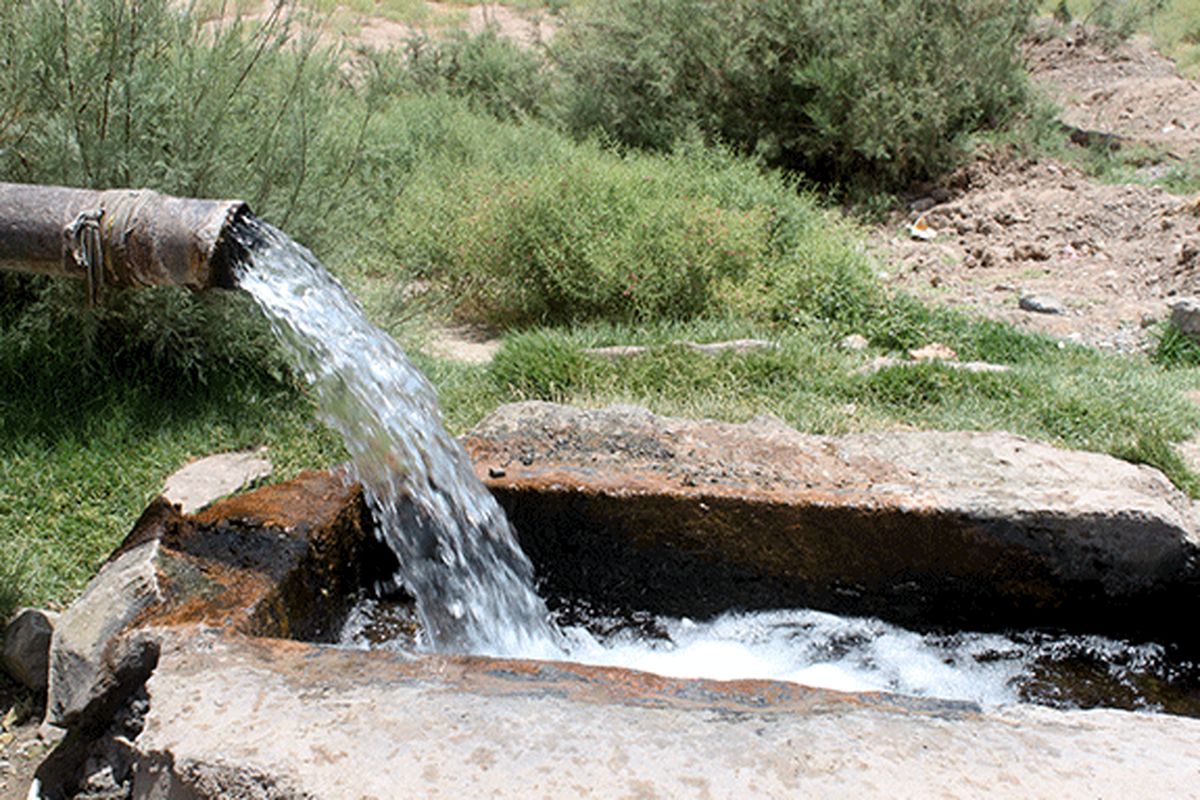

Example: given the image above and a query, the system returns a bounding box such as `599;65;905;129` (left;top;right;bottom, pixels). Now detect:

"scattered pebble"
1019;294;1067;315
908;343;958;362
838;334;870;352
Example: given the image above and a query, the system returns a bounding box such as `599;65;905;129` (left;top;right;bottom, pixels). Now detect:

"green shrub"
554;0;1034;189
387;130;873;327
0;0;377;247
385;29;554;122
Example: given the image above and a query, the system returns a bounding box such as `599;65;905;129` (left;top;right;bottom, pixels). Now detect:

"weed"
385;130;868;328
1155;321;1200;367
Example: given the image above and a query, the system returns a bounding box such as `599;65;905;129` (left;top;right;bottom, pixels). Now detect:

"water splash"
232;217;561;656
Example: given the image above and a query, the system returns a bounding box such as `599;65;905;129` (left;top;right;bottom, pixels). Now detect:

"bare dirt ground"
0;678;53;800
883;155;1199;351
1028;26;1200;159
882;27;1200;353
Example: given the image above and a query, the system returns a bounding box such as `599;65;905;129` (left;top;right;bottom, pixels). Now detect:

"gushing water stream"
232;217;561;657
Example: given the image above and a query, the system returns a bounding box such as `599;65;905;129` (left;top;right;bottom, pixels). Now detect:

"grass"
469;317;1200;485
0;355;343;617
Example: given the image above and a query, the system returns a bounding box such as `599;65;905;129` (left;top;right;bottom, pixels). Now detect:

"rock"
1019;293;1067;315
126;632;1200;799
907;342;958;361
584;339;778;360
854;356;1010;375
1178;242;1199;267
162;449;272;514
1170;297;1200;340
47;472;379;730
46;502;166;729
1011;242;1052;261
2;609;57;692
838;334;870;351
465;402;1200;643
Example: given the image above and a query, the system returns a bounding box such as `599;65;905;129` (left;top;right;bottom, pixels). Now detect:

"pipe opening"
0;182;250;297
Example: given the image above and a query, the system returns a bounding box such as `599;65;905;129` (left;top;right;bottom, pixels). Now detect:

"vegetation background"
2;0;1199;620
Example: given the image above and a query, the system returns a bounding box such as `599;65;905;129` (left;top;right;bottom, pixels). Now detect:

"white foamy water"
343;598;1133;708
562;609;1029;705
233;218;562;657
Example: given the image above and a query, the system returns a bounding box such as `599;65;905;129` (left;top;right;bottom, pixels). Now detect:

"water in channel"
233;216;1198;714
231;216;562;657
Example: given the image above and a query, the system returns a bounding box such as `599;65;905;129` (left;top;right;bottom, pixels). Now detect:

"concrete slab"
131;631;1200;799
464;402;1200;642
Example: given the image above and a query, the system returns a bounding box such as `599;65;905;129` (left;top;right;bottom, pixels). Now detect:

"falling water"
231;217;561;657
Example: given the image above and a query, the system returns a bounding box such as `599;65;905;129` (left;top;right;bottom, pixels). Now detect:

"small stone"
838;334;870;352
163;449;272;514
1170;298;1200;340
908;343;958;362
1179;242;1199;267
1019;294;1066;315
1011;242;1051;262
2;609;57;692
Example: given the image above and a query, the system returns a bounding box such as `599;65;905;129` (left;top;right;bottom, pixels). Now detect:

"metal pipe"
0;182;249;301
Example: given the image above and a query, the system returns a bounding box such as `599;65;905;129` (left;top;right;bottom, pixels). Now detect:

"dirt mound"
1026;26;1200;158
882;154;1200;350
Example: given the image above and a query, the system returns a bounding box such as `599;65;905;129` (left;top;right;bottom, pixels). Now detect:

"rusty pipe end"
0;182;251;294
93;189;250;292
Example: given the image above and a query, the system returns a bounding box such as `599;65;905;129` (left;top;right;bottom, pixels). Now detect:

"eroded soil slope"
883;26;1200;352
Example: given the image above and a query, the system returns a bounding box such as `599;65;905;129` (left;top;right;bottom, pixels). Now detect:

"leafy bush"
387;130;873;327
553;0;1034;189
386;29;554;122
0;0;371;244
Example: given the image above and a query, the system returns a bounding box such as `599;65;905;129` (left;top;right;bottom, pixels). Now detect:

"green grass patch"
475;317;1200;492
0;367;341;620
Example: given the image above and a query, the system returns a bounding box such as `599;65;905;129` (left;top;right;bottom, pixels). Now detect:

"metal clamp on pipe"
0;182;249;302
